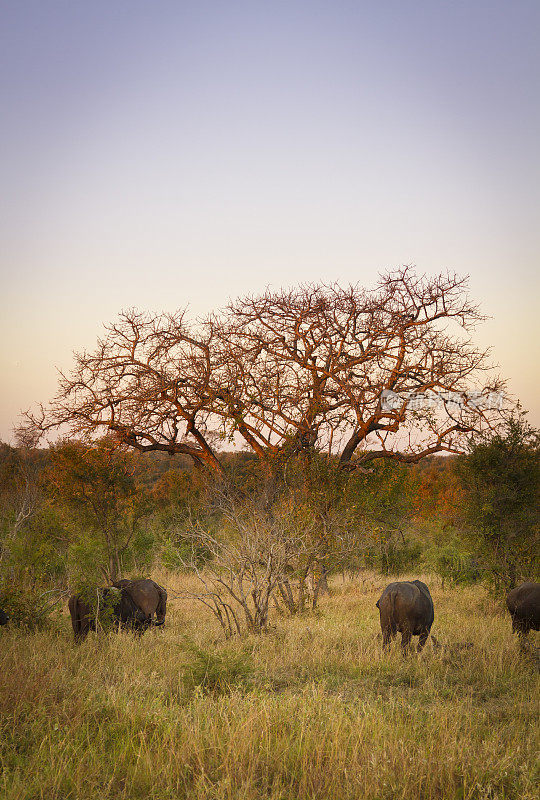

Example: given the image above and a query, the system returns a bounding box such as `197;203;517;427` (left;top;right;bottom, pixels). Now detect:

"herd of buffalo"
0;578;539;653
377;579;539;652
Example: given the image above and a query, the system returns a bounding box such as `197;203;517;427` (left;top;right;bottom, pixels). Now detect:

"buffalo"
376;580;435;653
68;578;167;643
506;582;540;644
113;578;167;630
68;586;148;643
0;608;8;625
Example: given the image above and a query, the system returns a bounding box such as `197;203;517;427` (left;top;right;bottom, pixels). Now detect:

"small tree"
47;439;151;583
178;458;416;636
178;490;322;636
458;412;540;592
0;443;43;572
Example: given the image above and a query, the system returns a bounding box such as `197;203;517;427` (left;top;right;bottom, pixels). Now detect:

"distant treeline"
0;413;538;626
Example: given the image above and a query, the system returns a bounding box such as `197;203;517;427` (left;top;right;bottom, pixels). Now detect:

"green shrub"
3;507;69;586
363;532;422;575
160;536;211;571
67;533;108;587
425;539;482;587
0;586;58;630
457;413;540;592
74;584;123;631
182;639;255;695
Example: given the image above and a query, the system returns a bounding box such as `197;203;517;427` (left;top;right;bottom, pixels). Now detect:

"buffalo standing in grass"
0;608;8;625
68;586;147;643
376;580;435;653
506;582;540;645
68;579;166;643
113;578;167;630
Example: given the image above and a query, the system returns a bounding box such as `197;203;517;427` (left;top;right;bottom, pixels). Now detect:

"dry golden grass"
0;573;538;800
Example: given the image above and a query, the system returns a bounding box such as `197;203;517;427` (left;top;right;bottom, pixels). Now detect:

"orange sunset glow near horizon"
1;2;539;443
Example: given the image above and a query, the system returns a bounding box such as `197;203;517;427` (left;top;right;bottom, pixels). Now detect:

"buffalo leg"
74;617;93;644
512;617;530;651
382;626;396;650
400;630;412;654
417;630;429;652
155;588;167;625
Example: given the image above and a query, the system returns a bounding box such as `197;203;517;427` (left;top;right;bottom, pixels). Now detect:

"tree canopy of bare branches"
21;268;505;473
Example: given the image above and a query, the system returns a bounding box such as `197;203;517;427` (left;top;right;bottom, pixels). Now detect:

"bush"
160;536;211;571
0;586;59;630
67;534;108;587
425;539;482;587
182;639;255;695
73;584;124;631
363;531;422;576
457;413;540;592
0;507;69;588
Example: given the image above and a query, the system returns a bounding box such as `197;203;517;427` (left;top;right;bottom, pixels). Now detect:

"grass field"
1;573;538;800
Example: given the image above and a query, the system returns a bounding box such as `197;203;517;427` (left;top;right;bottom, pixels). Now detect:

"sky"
1;0;539;442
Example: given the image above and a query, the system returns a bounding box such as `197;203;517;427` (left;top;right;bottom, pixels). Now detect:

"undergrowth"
0;574;538;800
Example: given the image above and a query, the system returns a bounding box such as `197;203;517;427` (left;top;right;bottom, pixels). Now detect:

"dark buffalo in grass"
0;608;8;625
376;580;435;653
506;582;540;643
112;579;167;629
68;586;146;643
69;578;167;643
68;586;149;643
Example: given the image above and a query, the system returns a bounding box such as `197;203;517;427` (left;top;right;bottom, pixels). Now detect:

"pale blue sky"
1;1;539;440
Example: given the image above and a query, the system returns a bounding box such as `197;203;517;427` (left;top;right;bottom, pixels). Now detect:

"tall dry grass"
0;573;538;800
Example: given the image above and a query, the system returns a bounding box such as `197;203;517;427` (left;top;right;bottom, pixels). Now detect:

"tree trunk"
312;562;329;609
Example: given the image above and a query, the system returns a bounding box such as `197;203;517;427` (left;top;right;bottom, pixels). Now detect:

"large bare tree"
21;269;504;472
216;268;504;468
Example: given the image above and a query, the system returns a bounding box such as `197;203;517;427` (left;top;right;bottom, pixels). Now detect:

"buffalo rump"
376;580;435;653
506;582;540;642
112;578;167;629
